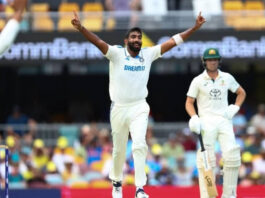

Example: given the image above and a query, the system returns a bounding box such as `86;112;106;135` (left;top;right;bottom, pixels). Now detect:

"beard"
128;41;142;53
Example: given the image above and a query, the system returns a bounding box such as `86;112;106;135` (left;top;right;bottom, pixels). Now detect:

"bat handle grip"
198;133;205;152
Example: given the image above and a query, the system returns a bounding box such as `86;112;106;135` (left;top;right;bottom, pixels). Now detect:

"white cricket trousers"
200;115;237;151
197;115;240;198
109;100;149;187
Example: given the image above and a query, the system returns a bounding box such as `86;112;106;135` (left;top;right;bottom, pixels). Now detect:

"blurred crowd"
0;0;189;32
0;103;265;188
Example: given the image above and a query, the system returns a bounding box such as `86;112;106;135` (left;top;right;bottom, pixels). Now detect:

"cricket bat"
198;133;218;197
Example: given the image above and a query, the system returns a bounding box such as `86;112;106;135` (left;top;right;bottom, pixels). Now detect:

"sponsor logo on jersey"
124;65;145;71
209;89;221;100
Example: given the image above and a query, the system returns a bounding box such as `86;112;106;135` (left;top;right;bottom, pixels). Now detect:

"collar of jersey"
203;69;223;80
125;48;141;59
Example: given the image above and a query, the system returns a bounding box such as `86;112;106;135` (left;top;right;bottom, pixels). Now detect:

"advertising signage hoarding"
0;30;265;64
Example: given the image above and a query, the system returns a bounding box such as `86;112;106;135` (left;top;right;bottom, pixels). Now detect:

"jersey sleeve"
148;45;162;61
0;19;20;55
104;45;121;62
187;78;199;98
228;74;240;93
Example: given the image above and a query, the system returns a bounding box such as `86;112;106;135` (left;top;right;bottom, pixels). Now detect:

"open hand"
194;12;206;30
71;11;82;31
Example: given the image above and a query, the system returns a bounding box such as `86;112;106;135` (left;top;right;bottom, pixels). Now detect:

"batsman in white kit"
185;48;246;198
72;11;205;198
0;0;28;55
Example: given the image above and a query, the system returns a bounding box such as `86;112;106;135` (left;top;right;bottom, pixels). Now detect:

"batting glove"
189;115;201;134
224;104;240;120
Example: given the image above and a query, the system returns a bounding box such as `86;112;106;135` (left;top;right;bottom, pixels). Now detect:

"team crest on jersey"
204;81;209;86
220;80;225;86
209;89;221;100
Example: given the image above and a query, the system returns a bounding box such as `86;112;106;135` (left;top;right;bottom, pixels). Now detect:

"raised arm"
0;0;27;55
11;0;27;22
161;12;206;55
71;11;109;55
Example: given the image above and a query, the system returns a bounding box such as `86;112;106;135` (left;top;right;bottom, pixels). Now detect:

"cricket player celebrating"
72;11;205;198
0;0;28;55
186;48;246;198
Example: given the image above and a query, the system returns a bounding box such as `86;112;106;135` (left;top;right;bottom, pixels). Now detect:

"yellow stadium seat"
31;3;54;31
31;3;49;12
245;0;264;18
58;18;75;31
58;3;80;31
5;5;27;16
223;0;244;10
82;15;103;31
0;19;6;31
5;5;14;18
223;0;244;27
59;2;80;12
106;17;116;30
83;2;103;12
232;1;265;29
245;1;264;10
89;179;111;188
233;16;265;30
81;2;103;32
90;161;104;172
33;18;54;31
70;181;90;188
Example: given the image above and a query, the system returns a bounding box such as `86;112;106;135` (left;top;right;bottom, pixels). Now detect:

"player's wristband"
172;33;184;45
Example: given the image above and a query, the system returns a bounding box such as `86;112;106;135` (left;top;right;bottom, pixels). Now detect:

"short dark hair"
125;27;142;39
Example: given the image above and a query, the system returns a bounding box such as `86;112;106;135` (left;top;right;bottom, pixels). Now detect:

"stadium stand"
223;0;245;27
223;0;265;29
31;0;61;11
1;0;265;193
30;3;54;31
81;2;104;32
58;2;80;31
